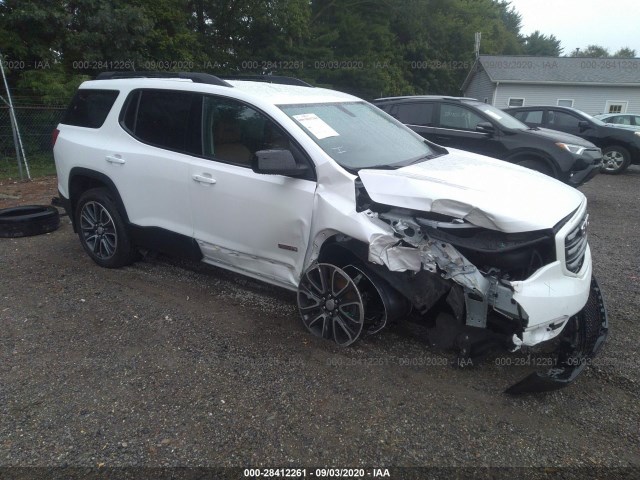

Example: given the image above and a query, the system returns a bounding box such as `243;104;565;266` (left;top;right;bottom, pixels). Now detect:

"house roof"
462;55;640;90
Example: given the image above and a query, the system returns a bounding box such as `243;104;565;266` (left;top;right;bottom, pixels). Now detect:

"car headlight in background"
634;131;640;137
556;142;586;155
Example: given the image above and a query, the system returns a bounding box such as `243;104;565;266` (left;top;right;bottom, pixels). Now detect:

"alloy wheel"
297;263;365;346
80;201;118;260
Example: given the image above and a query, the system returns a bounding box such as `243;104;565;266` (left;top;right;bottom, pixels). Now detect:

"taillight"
51;128;60;148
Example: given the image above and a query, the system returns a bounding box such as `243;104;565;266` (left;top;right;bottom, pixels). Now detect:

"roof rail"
221;75;314;88
94;71;232;87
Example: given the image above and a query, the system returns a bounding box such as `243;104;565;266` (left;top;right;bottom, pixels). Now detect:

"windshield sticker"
293;113;340;139
484;110;502;121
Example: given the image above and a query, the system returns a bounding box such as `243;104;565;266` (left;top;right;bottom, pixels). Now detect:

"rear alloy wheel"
297;263;365;346
75;188;137;268
601;146;630;174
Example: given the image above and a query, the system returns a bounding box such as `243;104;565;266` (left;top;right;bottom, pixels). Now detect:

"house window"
557;99;574;107
508;98;525;107
605;101;628;114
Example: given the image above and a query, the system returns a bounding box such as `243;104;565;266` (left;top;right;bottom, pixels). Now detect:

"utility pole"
0;51;30;180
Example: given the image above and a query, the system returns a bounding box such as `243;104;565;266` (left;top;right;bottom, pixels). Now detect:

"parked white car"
53;72;608;393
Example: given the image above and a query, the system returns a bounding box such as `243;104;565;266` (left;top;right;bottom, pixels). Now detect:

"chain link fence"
0;102;67;179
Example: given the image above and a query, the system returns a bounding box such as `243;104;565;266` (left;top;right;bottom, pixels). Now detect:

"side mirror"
578;120;590;131
476;121;495;135
252;149;310;177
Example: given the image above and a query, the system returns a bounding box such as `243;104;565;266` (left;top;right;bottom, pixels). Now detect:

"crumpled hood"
358;148;585;233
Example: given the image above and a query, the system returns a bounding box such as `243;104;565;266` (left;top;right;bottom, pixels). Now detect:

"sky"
506;0;640;56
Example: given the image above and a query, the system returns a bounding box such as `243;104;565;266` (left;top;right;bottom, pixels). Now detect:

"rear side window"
439;104;483;131
514;110;543;125
548;111;580;130
121;89;202;155
61;89;119;128
396;103;434;126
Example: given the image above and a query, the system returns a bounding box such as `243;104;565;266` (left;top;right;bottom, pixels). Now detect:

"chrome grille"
565;213;588;273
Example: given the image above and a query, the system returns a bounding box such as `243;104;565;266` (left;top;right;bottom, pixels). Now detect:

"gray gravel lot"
1;169;639;473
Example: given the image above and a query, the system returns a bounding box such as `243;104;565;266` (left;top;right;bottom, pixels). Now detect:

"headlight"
556;142;586;155
634;131;640;137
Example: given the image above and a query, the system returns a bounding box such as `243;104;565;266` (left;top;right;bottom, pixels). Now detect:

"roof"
374;95;478;103
462;55;640;89
81;76;359;106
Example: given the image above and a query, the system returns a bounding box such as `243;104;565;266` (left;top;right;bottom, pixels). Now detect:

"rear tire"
75;188;137;268
601;145;630;174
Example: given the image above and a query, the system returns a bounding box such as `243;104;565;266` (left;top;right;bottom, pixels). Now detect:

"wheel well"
68;168;129;228
508;153;556;177
317;235;369;268
316;235;411;324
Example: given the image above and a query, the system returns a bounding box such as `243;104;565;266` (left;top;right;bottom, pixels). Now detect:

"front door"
189;95;316;289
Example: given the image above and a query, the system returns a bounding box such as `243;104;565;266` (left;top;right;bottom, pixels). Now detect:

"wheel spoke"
305;268;326;295
333;315;355;343
330;269;350;298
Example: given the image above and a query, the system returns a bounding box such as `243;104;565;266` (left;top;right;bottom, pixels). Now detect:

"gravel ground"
0;171;639;475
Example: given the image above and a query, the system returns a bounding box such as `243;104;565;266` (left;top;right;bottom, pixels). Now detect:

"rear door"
105;89;199;238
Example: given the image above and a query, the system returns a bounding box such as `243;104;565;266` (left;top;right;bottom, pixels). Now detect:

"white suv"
53;72;608;393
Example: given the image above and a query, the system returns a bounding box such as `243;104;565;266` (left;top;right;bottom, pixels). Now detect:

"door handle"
105;155;125;164
192;174;217;185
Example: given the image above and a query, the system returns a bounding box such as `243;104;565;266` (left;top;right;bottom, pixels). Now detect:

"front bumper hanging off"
505;275;609;394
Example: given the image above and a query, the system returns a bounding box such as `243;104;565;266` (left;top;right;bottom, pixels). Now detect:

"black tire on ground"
75;188;137;268
515;158;554;178
601;145;631;174
0;205;60;238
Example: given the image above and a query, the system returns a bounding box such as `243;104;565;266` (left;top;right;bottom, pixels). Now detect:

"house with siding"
462;55;640;115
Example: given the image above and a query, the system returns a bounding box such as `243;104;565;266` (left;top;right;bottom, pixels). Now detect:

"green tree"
522;31;563;56
613;47;636;58
571;45;610;57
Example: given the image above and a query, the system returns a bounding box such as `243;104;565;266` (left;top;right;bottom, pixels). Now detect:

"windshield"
279;102;438;170
473;103;529;130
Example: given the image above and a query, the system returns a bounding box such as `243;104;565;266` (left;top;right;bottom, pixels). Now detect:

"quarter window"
61;89;119;128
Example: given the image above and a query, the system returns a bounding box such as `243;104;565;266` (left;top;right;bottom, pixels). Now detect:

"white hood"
358;148;585;233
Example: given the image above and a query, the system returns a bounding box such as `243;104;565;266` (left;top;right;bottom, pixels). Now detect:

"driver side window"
202;96;292;167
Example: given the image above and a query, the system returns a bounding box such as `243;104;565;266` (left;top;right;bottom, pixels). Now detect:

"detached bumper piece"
505;275;608;394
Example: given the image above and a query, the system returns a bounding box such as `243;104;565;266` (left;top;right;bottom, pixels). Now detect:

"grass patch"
0;153;56;180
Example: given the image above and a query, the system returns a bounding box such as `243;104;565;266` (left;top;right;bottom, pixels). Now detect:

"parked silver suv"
53;72;608;393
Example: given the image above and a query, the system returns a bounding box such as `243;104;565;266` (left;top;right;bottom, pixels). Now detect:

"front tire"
75;188;136;268
601;145;630;174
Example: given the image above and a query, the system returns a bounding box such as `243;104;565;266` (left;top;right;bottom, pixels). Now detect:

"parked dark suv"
374;96;602;186
505;105;640;174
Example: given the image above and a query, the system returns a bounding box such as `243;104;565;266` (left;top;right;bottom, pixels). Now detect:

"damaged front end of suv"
282;101;607;394
299;159;607;394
